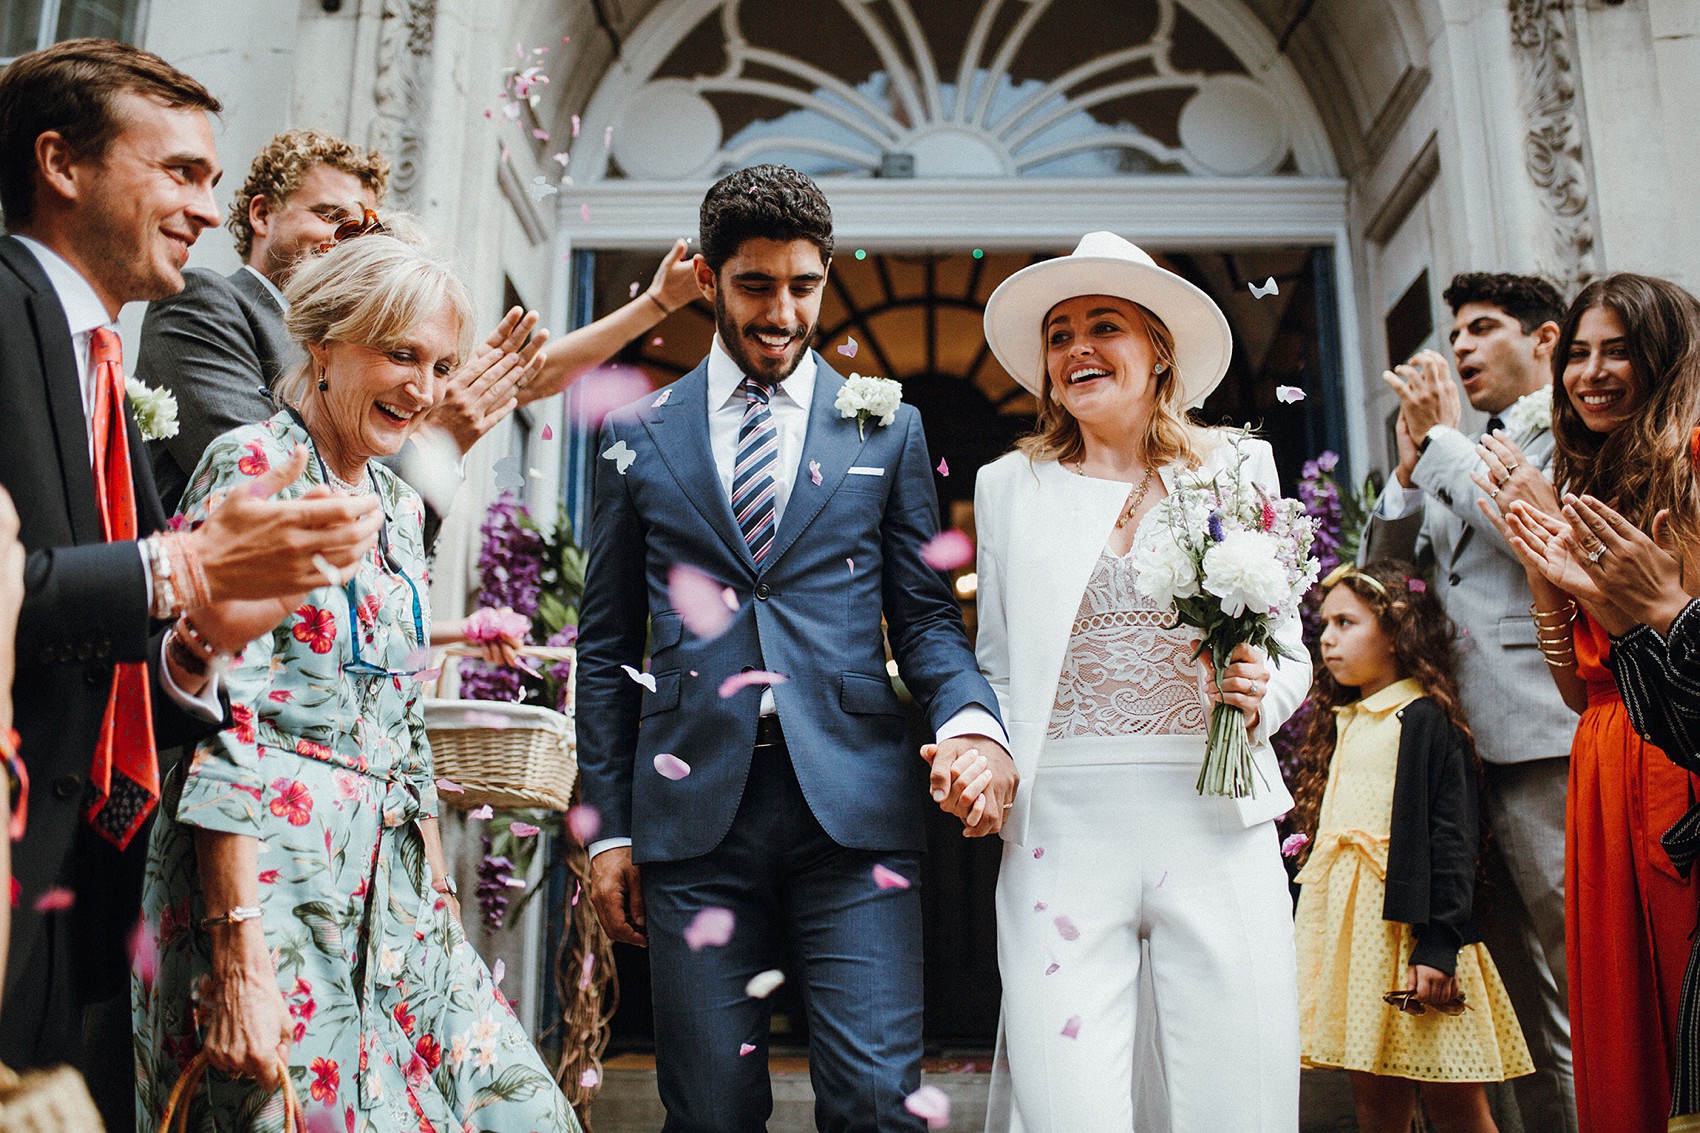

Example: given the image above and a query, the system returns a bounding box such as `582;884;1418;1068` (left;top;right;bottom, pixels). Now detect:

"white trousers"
996;736;1300;1133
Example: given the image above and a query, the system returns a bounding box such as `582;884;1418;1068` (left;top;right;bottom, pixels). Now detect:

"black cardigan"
1610;599;1700;872
1384;696;1483;975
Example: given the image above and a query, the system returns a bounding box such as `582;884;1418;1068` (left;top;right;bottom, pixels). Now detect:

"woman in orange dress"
1480;273;1700;1133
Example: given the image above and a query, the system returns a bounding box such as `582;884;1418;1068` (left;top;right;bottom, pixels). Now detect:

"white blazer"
973;434;1312;844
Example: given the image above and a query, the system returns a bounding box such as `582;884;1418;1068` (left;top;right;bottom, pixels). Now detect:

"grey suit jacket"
137;266;297;513
1361;419;1579;765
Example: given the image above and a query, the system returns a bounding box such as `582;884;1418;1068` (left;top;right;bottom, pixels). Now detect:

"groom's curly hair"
699;164;834;273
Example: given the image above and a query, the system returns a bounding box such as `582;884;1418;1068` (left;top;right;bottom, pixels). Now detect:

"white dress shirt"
588;340;1006;859
14;236;221;717
242;263;289;312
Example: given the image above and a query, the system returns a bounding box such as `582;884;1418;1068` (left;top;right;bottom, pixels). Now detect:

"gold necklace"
1073;461;1157;528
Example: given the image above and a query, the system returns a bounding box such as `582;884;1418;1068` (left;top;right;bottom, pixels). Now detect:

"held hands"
1200;643;1269;733
199;926;292;1087
1381;350;1462;444
919;735;1017;837
589;845;647;947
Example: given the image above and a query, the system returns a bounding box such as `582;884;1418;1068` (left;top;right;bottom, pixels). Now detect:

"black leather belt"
754;714;786;750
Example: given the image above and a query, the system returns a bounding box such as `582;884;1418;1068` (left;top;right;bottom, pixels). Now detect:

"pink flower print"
309;1057;339;1103
268;778;314;826
227;703;255;744
291;605;337;654
237;440;270;477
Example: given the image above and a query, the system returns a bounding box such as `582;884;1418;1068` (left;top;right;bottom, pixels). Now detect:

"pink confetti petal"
580;203;592;223
745;969;786;998
542;424;554;440
669;564;735;639
33;887;75;913
1061;1015;1082;1039
1054;915;1080;941
412;667;442;684
435;778;464;794
403;645;433;669
904;1085;951;1130
1156;871;1167;888
837;337;859;359
552;151;569;168
846;557;855;574
739;1043;758;1057
571;114;581;137
920;529;974;571
809;460;823;486
629;281;642;298
303;1105;342;1133
577;364;654;430
1275;385;1306;404
579;1067;600;1089
567;804;601;844
604;125;613;147
532;128;550;141
463;709;512;729
1032;847;1045;859
872;864;912;890
622;664;657;692
1280;832;1309;858
1044;962;1059;975
1034;901;1047;911
1407;578;1427;593
579;952;595;989
936;457;949;476
652;387;672;408
654;753;692;780
684;906;735;950
510;821;541;837
492;958;506;986
718;670;788;698
128;914;158;984
470;804;495;820
721;587;739;613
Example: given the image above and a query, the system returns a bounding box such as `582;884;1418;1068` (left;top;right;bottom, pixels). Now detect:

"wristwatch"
1418;423;1450;455
200;904;263;930
431;874;459;898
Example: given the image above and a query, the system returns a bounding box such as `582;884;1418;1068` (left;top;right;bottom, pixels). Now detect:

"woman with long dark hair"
1481;273;1700;1132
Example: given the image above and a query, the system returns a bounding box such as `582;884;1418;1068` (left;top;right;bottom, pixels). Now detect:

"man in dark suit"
577;164;1015;1132
0;39;383;1122
139;127;387;513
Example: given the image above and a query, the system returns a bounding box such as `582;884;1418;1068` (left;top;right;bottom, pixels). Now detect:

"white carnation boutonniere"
125;377;179;441
1499;385;1552;440
834;373;902;440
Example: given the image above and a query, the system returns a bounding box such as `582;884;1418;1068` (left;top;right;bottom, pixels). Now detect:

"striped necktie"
732;375;779;564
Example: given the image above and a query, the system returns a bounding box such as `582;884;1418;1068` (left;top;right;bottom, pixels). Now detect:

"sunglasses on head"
316;204;389;254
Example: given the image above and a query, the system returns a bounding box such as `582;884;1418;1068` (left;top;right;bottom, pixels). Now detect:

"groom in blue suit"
577;165;1015;1132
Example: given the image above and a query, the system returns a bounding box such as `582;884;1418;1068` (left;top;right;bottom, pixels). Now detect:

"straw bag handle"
157;1052;303;1133
430;644;578;712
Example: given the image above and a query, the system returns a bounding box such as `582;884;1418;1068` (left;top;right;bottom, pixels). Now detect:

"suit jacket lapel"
765;359;864;571
639;362;755;572
0;238;103;543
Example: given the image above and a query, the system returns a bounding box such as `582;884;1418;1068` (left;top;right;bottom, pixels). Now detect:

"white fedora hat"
983;231;1233;409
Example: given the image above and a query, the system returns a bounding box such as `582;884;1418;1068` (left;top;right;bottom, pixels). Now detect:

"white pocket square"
847;466;885;476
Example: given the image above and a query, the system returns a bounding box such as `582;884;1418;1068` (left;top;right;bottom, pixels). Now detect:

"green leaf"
537;592;570;636
479;1064;547;1102
292;900;343;955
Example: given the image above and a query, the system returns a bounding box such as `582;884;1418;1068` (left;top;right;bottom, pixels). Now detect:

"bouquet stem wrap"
1201;660;1258;797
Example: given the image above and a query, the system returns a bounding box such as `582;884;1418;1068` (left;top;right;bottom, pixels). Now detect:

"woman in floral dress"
133;231;580;1132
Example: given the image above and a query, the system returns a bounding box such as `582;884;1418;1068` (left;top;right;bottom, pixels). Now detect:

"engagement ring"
1587;545;1607;563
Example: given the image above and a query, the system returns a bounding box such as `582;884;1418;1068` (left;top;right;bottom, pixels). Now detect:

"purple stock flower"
1207;512;1225;542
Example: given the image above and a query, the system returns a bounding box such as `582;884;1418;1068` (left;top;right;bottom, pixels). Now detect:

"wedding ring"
1001;803;1014;811
1490;486;1502;500
1587;544;1607;563
1504;462;1520;475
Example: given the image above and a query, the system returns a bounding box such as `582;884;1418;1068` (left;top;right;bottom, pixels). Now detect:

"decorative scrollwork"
371;0;437;204
1508;0;1598;294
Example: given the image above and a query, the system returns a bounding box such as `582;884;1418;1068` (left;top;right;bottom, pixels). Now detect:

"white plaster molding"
1508;0;1598;293
370;0;437;206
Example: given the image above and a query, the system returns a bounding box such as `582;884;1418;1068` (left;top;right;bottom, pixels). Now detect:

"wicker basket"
425;645;578;813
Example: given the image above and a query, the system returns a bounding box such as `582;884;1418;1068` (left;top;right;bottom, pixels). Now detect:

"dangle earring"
317;369;329;393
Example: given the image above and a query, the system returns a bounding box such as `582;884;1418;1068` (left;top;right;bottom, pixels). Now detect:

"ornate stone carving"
371;0;436;204
1509;0;1598;294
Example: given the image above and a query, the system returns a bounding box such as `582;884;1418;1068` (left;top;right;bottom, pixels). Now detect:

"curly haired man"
138;128;387;511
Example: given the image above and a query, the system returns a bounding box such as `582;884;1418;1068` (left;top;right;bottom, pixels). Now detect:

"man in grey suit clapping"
1363;272;1580;1132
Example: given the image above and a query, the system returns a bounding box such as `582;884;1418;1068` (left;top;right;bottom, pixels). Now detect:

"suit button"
740;665;756;674
1449;573;1462;586
57;644;74;663
75;643;92;662
755;583;771;600
53;773;81;800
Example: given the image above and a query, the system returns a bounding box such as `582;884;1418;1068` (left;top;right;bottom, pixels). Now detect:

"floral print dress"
133;413;579;1133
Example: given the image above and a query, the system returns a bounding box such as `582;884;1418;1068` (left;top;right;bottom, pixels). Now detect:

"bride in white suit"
974;232;1312;1132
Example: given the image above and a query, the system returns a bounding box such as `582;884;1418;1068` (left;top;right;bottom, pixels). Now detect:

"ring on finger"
1586;544;1607;563
1490;486;1502;501
1504;462;1519;475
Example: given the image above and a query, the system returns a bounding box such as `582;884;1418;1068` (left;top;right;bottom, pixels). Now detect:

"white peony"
1201;529;1290;617
1132;537;1200;609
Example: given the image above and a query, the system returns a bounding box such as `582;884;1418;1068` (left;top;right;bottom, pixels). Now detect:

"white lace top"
1047;543;1208;740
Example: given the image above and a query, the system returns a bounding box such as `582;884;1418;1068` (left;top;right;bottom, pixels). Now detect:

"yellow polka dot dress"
1294;679;1534;1082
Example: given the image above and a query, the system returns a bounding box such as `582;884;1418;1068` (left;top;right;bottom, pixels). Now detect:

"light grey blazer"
1360;419;1580;764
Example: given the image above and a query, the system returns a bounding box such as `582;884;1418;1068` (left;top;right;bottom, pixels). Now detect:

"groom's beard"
715;294;816;386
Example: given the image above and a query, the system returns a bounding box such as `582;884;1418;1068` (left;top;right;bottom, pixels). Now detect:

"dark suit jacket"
137;265;296;515
576;354;1002;862
0;235;224;1065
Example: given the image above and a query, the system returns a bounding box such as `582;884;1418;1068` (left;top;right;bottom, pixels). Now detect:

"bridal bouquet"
1133;432;1319;797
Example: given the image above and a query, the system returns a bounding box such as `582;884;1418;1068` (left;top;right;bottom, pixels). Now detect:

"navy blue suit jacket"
576;354;1000;863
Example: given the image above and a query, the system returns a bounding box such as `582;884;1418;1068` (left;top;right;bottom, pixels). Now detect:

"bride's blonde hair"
1014;300;1211;470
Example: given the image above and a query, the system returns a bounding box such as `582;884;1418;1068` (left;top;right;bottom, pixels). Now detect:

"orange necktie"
85;327;159;849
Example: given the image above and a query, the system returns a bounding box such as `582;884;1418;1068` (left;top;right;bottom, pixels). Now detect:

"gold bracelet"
1530;600;1578;625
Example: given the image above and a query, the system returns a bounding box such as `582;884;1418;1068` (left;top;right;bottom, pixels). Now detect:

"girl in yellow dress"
1290;559;1533;1132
